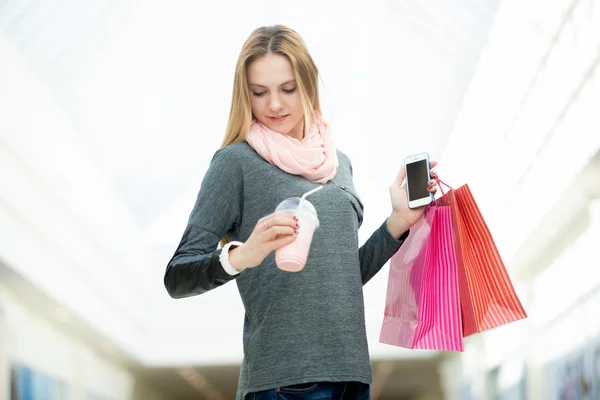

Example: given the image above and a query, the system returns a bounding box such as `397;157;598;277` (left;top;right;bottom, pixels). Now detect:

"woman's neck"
286;118;305;141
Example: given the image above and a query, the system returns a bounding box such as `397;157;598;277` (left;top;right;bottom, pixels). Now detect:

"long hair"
219;26;322;250
220;25;321;147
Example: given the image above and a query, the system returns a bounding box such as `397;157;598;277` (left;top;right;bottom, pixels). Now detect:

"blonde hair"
220;25;321;147
219;25;322;249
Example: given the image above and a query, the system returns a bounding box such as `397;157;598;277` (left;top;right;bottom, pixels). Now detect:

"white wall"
1;286;127;399
0;301;6;399
440;0;600;269
438;0;600;398
0;25;245;368
441;194;600;400
0;285;173;400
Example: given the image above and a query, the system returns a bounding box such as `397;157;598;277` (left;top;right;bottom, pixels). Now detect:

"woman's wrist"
228;246;249;272
386;212;411;239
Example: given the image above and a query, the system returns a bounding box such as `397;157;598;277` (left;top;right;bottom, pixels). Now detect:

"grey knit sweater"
164;142;408;399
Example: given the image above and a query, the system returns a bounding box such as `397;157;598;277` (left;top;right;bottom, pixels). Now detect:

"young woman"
164;25;437;400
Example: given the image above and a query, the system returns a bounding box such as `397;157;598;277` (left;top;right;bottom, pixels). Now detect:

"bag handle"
434;178;453;197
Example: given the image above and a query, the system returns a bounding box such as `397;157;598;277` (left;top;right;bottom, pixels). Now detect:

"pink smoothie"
275;212;318;272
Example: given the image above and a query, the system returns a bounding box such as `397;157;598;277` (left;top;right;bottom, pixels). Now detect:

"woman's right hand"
228;212;299;271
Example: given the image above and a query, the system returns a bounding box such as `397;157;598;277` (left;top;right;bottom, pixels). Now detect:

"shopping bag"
435;179;528;336
380;204;463;351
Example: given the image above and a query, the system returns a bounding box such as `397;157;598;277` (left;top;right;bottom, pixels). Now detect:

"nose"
268;93;284;112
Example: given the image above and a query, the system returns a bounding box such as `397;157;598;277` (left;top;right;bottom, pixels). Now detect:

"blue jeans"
246;381;370;400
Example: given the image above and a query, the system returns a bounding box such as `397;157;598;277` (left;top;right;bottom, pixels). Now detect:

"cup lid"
276;197;319;226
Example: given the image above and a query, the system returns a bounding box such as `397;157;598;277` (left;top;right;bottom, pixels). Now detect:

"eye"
283;88;297;94
252;92;266;97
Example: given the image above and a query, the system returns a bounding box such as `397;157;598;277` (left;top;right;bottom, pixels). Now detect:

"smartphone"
404;152;433;209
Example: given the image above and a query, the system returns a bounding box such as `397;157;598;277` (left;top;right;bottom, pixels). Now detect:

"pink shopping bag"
435;179;527;336
379;204;464;351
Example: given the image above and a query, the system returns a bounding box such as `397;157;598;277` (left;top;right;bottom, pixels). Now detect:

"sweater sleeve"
164;146;244;299
358;221;409;285
345;157;409;285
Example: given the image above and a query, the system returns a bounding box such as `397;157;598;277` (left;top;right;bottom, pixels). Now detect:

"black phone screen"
406;159;430;201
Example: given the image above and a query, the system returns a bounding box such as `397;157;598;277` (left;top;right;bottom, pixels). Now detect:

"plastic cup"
275;197;320;272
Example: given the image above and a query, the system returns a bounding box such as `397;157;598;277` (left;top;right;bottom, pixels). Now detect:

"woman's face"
247;53;305;140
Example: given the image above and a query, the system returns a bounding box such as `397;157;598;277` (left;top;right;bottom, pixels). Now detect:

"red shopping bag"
380;204;463;351
435;180;527;336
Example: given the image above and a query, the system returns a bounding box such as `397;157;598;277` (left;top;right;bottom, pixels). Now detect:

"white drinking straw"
300;185;324;206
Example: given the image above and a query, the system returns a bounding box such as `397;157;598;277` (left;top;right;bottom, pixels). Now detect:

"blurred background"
1;0;599;399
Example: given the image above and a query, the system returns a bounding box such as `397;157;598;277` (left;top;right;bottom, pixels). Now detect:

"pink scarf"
245;113;339;184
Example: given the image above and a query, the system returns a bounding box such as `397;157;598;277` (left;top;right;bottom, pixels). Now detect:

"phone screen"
406;159;430;201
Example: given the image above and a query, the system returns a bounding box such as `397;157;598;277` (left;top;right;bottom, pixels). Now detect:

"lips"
267;114;289;124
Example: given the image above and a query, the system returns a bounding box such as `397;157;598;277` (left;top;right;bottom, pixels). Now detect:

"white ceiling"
0;0;500;365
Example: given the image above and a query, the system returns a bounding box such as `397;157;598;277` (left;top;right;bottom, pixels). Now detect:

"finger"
429;160;438;179
428;180;437;192
393;165;407;187
271;211;297;219
264;226;296;241
269;214;299;229
268;234;298;251
259;213;296;231
257;216;270;232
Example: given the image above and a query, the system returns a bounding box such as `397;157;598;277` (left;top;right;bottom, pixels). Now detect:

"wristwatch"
219;241;245;276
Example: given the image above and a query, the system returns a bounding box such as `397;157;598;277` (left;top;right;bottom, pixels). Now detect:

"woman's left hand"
386;161;438;239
